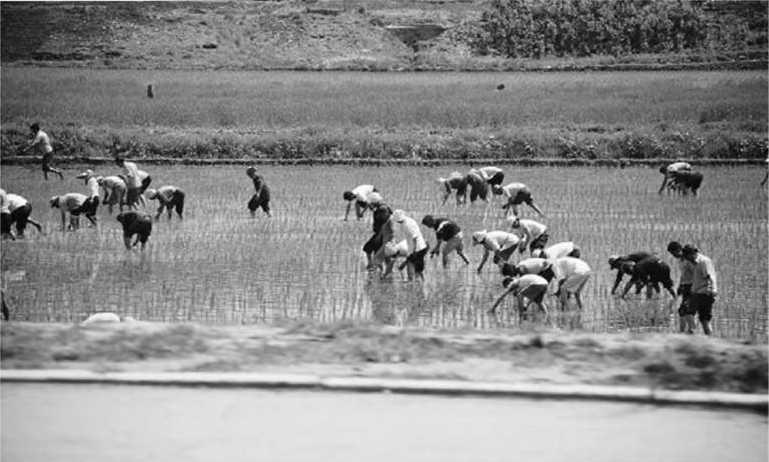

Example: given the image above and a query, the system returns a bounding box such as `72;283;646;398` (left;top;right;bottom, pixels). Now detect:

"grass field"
1;69;767;160
1;164;766;341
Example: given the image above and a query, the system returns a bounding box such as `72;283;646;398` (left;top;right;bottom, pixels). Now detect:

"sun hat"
472;230;487;245
391;209;406;223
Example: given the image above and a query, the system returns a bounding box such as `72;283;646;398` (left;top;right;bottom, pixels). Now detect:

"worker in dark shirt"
363;194;392;270
421;215;470;268
614;255;675;299
246;167;271;217
608;252;654;295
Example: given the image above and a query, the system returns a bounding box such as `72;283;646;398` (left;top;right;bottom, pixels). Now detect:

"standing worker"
246;166;271;217
392;210;428;281
115;157;145;209
667;241;694;333
682;245;717;335
20;123;63;180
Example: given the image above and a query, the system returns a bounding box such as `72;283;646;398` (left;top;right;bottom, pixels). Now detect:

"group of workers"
2;123;721;333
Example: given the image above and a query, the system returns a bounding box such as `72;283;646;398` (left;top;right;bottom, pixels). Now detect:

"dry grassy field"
1;163;766;340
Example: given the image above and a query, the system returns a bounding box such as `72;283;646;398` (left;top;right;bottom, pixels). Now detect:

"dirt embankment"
1;322;766;394
1;1;766;71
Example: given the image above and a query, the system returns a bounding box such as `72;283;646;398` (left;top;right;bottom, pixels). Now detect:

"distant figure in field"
667;241;694;333
668;170;704;196
492;182;544;217
466;169;490;203
97;175;127;214
658;161;691;194
607;251;654;295
1;191;43;240
532;241;580;260
761;157;768;186
472;229;520;273
551;257;591;310
490;274;550;322
50;193;95;230
116;211;152;251
501;257;555;282
509;217;549;255
246;166;271;217
115;157;148;209
147;84;154;99
76;169;101;223
362;193;391;270
19;123;64;180
438;171;468;206
682;245;717;335
477;166;505;187
342;184;378;221
421;215;470;268
145;186;185;220
391;209;428;281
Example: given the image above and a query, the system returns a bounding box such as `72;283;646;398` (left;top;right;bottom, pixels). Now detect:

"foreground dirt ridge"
1;322;766;395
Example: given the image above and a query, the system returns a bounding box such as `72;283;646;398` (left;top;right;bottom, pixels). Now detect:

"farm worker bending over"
532;241;580;260
667;241;695;333
1;192;42;240
97;175;127;214
492;182;544;218
421;215;470;268
501;257;555;282
362;194;392;270
50;193;95;230
509;217;549;255
490;274;549;322
658;161;691;194
472;230;520;273
668;170;704;196
116;211;152;251
477;166;505;186
438;171;468;206
145;186;185;220
115;157;145;209
466;169;490;203
342;184;378;221
618;256;676;300
75;170;101;223
381;239;409;280
246;166;271;217
607;251;655;295
551;257;592;311
682;245;718;336
20;123;63;180
391;209;428;281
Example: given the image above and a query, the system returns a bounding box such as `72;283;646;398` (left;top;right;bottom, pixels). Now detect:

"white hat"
145;188;157;200
391;209;406;223
76;169;94;179
472;230;487;245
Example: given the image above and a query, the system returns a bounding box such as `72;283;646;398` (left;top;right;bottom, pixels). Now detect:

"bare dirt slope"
2;321;766;394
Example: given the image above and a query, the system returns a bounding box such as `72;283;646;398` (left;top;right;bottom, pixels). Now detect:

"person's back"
553;257;591;277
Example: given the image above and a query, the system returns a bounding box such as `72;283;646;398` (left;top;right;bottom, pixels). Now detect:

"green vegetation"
1;69;766;161
1;165;766;341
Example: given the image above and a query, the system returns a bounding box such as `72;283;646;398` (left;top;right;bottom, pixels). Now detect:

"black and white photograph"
1;1;767;461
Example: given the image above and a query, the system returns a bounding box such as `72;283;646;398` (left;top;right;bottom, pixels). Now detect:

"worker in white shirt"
438;172;468;206
115;157;145;209
20;123;63;180
97;175;127;214
75;169;101;222
50;193;94;230
551;257;592;311
472;229;520;273
477;166;505;186
1;192;43;239
658;161;691;194
682;245;718;336
391;209;428;281
343;184;378;221
501;257;555;282
492;182;544;217
509;217;549;255
532;241;581;260
145;186;185;220
490;274;550;322
381;239;409;280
